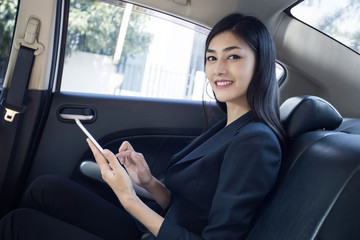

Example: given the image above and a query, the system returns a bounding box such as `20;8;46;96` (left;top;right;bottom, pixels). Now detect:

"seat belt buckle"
4;108;19;122
0;99;25;122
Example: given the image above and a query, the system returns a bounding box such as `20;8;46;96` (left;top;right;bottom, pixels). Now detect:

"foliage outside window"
66;0;152;63
291;0;360;54
0;0;17;85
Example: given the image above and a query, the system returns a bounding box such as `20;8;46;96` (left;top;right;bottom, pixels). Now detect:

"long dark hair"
205;13;286;146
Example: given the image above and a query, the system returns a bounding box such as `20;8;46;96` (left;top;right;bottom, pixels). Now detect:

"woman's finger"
103;149;123;171
116;151;132;159
116;151;143;165
118;141;134;153
87;138;111;171
130;151;145;165
116;151;133;166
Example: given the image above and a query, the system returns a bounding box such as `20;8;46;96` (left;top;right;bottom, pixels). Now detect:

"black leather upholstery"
280;95;343;140
247;96;360;240
336;118;360;134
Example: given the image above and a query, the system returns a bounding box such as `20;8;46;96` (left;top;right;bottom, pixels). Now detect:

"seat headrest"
280;95;343;139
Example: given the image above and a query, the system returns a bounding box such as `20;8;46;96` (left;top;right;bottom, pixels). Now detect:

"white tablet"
75;118;104;153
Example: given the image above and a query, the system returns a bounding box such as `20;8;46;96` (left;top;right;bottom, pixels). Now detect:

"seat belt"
1;47;35;121
1;17;43;122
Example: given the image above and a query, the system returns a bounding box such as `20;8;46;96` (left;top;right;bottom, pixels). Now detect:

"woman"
0;13;285;239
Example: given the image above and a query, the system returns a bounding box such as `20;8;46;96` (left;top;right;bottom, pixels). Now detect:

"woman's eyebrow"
223;46;241;52
206;46;241;53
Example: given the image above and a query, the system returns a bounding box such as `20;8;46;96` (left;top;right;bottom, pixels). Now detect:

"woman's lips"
214;80;234;88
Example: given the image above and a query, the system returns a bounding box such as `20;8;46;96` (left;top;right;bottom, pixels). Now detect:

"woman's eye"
206;56;216;62
228;55;241;60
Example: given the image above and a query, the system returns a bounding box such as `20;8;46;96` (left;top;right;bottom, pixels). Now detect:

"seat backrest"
247;95;360;240
278;95;343;178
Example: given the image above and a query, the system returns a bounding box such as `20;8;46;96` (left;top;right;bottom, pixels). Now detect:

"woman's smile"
215;80;234;88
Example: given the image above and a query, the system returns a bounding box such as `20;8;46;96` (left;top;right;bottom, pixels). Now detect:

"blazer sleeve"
156;125;282;240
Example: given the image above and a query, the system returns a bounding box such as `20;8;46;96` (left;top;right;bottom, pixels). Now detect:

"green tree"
66;0;153;66
0;0;16;60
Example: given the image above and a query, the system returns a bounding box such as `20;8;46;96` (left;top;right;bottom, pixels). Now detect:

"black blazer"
155;111;282;240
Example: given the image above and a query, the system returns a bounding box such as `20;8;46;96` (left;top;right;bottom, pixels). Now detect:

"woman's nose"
214;59;227;75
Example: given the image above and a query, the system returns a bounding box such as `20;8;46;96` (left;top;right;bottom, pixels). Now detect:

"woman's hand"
116;141;171;209
116;141;154;189
87;139;137;206
88;139;170;210
87;139;165;236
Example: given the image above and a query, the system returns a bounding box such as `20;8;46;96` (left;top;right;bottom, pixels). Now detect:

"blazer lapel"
167;118;227;168
170;111;255;168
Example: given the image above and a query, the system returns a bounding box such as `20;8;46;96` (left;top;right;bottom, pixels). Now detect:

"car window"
291;0;360;54
0;0;18;86
61;0;210;101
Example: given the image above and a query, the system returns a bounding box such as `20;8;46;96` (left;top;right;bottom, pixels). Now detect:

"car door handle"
59;113;94;121
58;106;96;122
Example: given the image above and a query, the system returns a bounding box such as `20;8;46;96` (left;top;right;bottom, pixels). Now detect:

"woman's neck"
226;102;251;126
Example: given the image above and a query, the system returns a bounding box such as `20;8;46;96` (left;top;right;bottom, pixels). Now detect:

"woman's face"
205;31;256;109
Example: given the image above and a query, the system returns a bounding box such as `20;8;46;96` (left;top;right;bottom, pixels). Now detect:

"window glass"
0;0;18;86
291;0;360;54
61;0;209;101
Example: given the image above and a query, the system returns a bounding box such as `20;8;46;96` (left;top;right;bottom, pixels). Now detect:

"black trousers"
0;175;143;240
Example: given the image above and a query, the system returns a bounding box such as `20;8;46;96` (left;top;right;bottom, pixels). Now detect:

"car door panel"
27;92;223;200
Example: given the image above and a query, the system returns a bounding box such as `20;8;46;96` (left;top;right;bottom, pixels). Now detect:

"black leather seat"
247;96;360;240
336;118;360;134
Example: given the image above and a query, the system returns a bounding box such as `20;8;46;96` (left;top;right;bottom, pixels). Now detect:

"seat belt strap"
1;47;35;122
0;17;43;122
